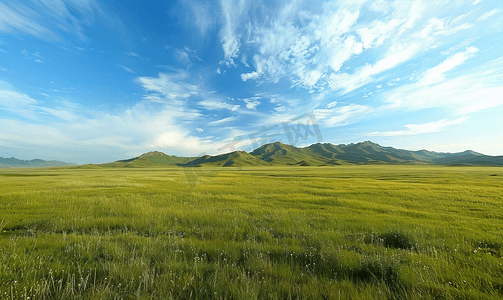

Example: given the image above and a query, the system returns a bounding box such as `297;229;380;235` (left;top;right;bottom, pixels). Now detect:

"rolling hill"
98;151;195;168
250;141;328;166
183;150;269;167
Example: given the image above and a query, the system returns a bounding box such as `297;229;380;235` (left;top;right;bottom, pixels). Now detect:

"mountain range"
3;141;502;168
0;157;75;168
99;141;503;168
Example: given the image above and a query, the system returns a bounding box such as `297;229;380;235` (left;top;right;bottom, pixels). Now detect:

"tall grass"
0;165;502;299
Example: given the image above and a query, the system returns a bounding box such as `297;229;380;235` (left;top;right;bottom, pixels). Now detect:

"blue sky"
1;0;502;164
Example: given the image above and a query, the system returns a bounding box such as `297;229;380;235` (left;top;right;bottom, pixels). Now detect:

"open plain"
0;165;502;299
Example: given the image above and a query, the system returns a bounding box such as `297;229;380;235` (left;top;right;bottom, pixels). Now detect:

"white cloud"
329;43;421;92
176;49;192;68
136;71;198;103
241;54;250;67
0;119;73;146
326;101;338;109
117;64;135;74
126;51;148;60
383;59;503;115
198;100;240;111
0;88;87;123
303;70;323;87
419;47;478;86
209;116;237;126
219;0;249;67
387;78;401;86
0;80;238;162
369;117;468;136
225;0;483;94
0;89;38;111
241;71;260;81
38;106;81;122
369;0;391;13
184;0;214;36
0;3;55;39
314;104;372;127
241;97;261;110
441;38;475;56
357;19;401;49
0;0;108;41
174;48;201;69
127;51;140;57
472;0;482;4
477;9;500;21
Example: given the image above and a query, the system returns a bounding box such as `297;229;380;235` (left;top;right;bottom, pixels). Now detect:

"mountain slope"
432;151;503;165
300;141;501;165
250;141;328;166
0;157;75;168
100;151;195;168
183;151;269;167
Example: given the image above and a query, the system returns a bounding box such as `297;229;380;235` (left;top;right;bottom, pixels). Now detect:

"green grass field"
0;165;502;299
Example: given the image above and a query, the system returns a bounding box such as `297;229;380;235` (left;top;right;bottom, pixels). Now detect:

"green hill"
99;151;195;168
250;141;328;165
183;151;269;167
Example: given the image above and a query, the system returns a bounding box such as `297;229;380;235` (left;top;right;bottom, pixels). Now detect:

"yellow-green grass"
0;165;502;299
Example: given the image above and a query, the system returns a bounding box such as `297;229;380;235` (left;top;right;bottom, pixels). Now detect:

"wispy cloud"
218;0;249;67
240;97;261;110
227;0;481;95
117;64;135;74
0;3;55;39
369;117;468;136
383;55;503;115
314;104;372;127
0;89;38;114
418;47;478;86
0;0;108;41
209;116;237;126
329;43;422;93
127;51;141;57
198;99;240;111
477;9;500;21
172;48;201;69
182;0;215;36
136;71;198;103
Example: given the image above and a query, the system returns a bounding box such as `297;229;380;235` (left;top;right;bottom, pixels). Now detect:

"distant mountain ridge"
0;157;75;168
101;141;503;167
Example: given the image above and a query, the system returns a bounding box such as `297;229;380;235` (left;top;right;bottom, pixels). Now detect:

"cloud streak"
117;64;135;74
369;117;468;136
0;0;108;41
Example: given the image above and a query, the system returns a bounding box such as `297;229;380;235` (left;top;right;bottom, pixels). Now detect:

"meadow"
0;165;502;299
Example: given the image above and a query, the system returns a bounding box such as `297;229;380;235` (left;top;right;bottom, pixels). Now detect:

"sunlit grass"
0;165;502;299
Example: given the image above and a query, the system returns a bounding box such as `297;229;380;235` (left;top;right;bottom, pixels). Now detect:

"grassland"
0;165;502;299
